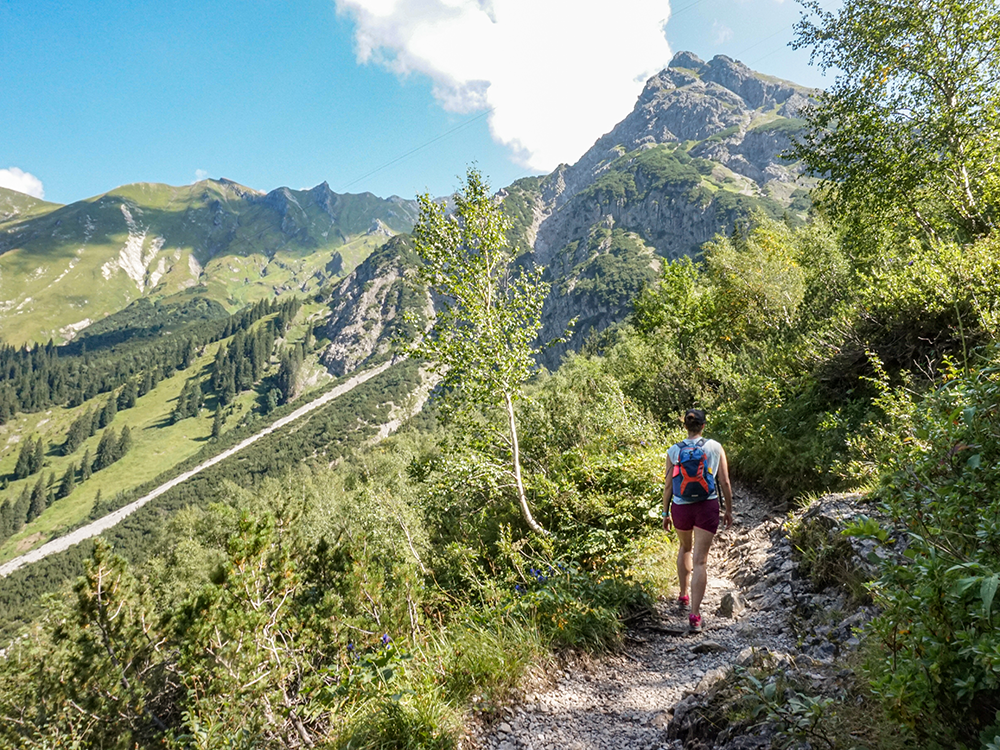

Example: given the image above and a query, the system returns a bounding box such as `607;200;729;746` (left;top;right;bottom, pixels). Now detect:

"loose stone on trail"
715;591;745;618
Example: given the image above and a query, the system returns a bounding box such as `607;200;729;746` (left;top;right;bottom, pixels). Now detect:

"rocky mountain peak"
258;187;303;227
308;181;340;217
366;218;392;237
668;50;705;71
516;53;819;366
212;178;262;200
549;52;816;205
701;54;800;110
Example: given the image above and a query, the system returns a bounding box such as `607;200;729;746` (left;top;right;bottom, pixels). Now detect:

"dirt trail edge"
471;485;799;750
0;360;401;579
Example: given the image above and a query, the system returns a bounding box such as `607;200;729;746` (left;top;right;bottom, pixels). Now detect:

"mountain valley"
1;2;998;741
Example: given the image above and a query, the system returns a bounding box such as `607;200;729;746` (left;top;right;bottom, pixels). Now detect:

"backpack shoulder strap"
696;438;707;448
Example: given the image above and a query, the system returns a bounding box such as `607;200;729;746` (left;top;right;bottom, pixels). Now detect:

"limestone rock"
520;52;818;367
717;591;746;619
319;235;421;377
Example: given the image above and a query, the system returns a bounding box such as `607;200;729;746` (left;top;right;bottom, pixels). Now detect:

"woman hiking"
662;409;733;632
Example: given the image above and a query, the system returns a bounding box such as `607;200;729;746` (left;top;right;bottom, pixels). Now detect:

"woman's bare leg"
675;529;693;598
690;526;715;616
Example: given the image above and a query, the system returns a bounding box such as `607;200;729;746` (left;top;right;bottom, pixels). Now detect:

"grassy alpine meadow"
0;308;338;562
0;349;218;561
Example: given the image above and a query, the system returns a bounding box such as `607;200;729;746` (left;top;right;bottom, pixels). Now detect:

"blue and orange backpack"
672;438;716;501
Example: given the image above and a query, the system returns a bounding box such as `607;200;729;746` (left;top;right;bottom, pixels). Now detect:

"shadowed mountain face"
0;180;418;346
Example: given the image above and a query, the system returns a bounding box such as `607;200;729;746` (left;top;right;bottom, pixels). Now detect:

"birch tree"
411;168;549;535
793;0;1000;241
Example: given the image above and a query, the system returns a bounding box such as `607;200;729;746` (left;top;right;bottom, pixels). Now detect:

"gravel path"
470;485;797;750
0;359;399;578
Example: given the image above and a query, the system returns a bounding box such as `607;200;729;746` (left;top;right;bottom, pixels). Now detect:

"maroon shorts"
671;498;721;535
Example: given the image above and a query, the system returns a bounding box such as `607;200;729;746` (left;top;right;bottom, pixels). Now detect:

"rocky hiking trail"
469;486;875;750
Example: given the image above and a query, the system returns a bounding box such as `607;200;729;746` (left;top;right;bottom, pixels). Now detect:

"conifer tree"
81;448;92;481
13;485;30;531
27;475;46;522
63;411;93;456
182;338;197;369
276;347;302;405
45;471;58;508
0;498;12;540
117;379;138;410
211;406;223;439
91;488;103;519
264;388;280;415
12;438;33;480
100;396;117;428
188;381;204;416
211;343;228;392
116;425;133;460
173;382;190;424
31;436;45;475
57;462;76;500
93;428;117;472
250;331;265;379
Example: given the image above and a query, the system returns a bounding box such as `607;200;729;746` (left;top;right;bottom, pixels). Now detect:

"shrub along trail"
470;485;804;750
0;359;401;579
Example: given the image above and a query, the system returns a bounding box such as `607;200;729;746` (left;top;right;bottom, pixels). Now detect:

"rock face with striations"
507;52;817;366
319;235;425;377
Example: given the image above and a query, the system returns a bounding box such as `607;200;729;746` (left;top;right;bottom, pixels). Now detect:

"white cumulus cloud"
335;0;673;171
0;167;45;199
193;169;209;183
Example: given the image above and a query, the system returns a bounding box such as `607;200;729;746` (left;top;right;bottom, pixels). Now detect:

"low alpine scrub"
850;350;1000;748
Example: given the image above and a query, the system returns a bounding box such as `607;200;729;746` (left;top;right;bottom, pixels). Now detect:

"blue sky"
1;0;837;206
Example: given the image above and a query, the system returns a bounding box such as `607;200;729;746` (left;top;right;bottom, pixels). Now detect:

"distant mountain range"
0;180;418;346
1;52;815;370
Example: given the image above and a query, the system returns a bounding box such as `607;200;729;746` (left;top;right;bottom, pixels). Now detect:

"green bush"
822;236;1000;384
854;350;1000;748
507;560;651;652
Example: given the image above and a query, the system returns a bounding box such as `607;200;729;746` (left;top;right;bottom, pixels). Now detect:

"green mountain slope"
0;187;62;229
0;179;418;346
